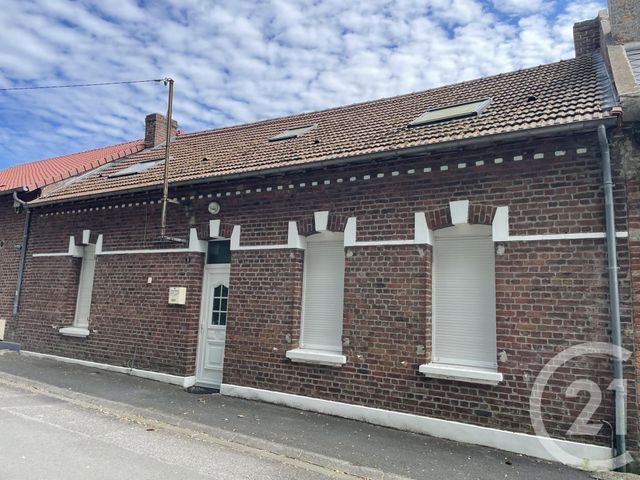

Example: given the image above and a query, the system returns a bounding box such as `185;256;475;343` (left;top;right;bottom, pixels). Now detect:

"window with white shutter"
73;244;97;329
432;224;497;370
300;232;345;353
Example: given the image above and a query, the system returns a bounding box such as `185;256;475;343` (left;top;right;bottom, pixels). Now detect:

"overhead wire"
0;79;165;91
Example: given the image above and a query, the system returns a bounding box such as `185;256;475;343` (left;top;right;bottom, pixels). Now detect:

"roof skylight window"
408;98;491;127
269;124;317;142
108;158;163;178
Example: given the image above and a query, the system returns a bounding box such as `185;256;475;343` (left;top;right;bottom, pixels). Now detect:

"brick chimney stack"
609;0;640;44
573;18;601;56
144;113;178;149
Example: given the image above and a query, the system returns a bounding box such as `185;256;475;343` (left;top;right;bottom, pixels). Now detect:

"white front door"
196;264;230;387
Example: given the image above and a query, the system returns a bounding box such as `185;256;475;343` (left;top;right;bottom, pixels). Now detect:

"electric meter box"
168;287;187;305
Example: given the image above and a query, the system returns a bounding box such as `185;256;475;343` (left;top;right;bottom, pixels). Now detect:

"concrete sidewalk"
0;351;591;480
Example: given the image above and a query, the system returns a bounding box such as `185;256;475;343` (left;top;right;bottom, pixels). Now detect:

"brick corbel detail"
296;211;349;236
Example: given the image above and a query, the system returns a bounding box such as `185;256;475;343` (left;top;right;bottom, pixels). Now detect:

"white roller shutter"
301;236;345;352
74;244;97;329
433;227;496;369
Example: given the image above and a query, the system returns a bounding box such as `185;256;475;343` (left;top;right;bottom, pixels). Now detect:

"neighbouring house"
3;0;640;469
0;138;145;341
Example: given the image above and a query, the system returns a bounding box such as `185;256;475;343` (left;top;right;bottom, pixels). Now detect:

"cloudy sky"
0;0;605;168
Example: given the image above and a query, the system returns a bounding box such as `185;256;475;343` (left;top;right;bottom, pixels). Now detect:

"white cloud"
492;0;553;15
0;0;606;166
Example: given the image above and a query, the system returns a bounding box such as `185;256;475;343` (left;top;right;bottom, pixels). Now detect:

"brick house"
4;0;640;469
0;139;144;341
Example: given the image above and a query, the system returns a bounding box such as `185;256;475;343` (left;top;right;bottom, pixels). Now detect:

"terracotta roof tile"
41;54;613;203
0;139;144;193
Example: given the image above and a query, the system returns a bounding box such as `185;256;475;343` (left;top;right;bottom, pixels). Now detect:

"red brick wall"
0;199;26;333
16;131;638;448
225;250;304;383
16;250;203;376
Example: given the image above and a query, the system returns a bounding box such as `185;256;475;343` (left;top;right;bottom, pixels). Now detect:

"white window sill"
59;327;90;338
286;348;346;366
419;363;503;385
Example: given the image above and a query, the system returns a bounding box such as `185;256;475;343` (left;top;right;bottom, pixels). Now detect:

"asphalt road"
0;352;597;480
0;381;341;480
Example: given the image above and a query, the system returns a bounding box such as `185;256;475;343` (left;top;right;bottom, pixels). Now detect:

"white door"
196;264;230;387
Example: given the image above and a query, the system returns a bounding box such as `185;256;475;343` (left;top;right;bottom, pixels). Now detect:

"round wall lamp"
207;201;221;215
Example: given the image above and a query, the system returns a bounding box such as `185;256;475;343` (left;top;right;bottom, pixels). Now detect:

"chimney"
573;18;601;56
609;0;640;44
144;113;178;149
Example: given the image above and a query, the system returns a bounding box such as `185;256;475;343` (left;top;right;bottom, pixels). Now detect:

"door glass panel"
207;241;231;264
211;284;229;326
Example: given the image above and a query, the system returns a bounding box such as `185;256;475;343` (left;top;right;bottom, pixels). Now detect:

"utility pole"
160;78;174;240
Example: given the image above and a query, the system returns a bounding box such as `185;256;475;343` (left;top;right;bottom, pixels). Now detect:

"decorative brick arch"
202;219;234;240
426;200;508;241
296;211;349;236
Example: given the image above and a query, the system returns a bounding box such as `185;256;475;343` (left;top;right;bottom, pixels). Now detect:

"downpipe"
12;191;31;321
597;123;627;469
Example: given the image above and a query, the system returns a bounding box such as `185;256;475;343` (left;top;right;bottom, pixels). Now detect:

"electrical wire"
0;78;165;91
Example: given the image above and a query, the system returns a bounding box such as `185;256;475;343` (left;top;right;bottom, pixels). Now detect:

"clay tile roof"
0;139;144;193
40;54;614;203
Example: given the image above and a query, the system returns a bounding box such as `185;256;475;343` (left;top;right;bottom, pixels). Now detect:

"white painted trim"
21;350;196;388
314;211;329;232
220;384;612;469
188;228;207;253
508;232;629;242
95;228;207;255
95;234;103;254
419;363;503;385
492;206;509;242
414;212;432;245
287;221;306;250
81;229;91;245
231;221;306;251
450;200;469;225
97;247;193;255
58;327;90;338
344;217;357;246
344;213;432;247
32;235;84;258
286;348;346;366
69;236;84;257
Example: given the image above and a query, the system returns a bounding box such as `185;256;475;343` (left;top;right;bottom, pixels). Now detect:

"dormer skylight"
408;98;491;127
269;124;317;142
108;158;163;178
